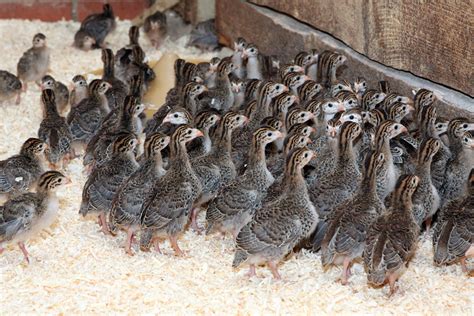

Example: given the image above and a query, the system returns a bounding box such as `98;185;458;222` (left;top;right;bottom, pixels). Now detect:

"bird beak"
195;130;204;137
275;131;284;139
65;177;73;185
307;138;313;144
283;86;289;92
293;95;300;104
337;103;345;112
162;114;172;124
241;51;248;59
400;126;408;133
307;112;315;119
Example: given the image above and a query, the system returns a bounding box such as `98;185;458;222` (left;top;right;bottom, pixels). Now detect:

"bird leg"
169;235;185;257
0;247;4;255
460;257;468;273
190;207;203;234
18;242;30;263
387;273;399;297
98;213;110;235
246;264;256;278
124;229;135;256
267;261;282;280
21;82;27;92
153;238;162;254
15;92;21;105
340;257;352;285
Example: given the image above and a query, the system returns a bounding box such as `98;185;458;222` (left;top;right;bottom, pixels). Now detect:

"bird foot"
125;247;135;256
246;265;257;278
15;93;21;105
191;222;203;235
18;242;30;264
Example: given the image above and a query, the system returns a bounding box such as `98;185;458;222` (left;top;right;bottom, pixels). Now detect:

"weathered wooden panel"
250;0;474;96
216;0;473;118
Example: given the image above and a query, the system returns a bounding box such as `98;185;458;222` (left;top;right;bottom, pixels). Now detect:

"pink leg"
125;229;135;256
460;257;468;273
169;235;185;257
340;257;352;285
190;207;203;234
246;264;257;278
18;242;30;263
15;92;21;105
0;247;4;255
388;273;399;297
268;261;281;280
153;238;162;254
99;213;110;235
22;82;27;92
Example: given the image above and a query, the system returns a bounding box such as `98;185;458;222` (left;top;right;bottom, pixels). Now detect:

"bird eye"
174;114;179;118
349;115;354;120
275;86;280;90
236;117;240;121
362;82;367;87
328;103;333;108
394;125;399;130
267;132;272;136
338;56;343;61
348;100;353;105
57;178;62;183
397;97;402;102
402;106;406;110
463;124;468;129
187;130;192;135
304;153;309;158
375;94;379;98
300;113;305;117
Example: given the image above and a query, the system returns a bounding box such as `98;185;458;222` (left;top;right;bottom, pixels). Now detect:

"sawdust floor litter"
0;19;472;315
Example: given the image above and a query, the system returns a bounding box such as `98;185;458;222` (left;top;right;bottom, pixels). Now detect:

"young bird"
0;70;22;104
233;147;318;279
0;138;47;197
144;11;167;48
79;133;139;235
364;175;420;297
37;89;73;170
17;33;50;91
0;171;70;263
74;4;116;50
40;75;69;115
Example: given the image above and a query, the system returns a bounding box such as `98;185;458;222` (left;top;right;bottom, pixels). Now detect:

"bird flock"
0;3;473;298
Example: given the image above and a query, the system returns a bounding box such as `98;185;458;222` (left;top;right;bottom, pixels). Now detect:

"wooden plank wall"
250;0;473;97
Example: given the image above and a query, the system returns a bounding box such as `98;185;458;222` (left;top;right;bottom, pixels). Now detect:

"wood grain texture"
250;0;473;96
216;0;473;119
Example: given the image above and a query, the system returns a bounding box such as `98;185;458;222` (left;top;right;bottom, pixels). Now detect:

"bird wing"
237;203;303;255
141;179;195;229
0;198;37;242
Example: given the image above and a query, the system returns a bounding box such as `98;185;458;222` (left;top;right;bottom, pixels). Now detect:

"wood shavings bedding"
0;19;473;315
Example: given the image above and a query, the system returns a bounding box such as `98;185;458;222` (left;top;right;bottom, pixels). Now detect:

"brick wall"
0;0;149;21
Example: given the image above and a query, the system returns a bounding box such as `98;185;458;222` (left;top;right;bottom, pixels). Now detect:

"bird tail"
78;201;89;216
140;229;153;252
311;220;328;252
367;269;385;286
432;222;451;266
103;3;114;18
232;249;248;268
